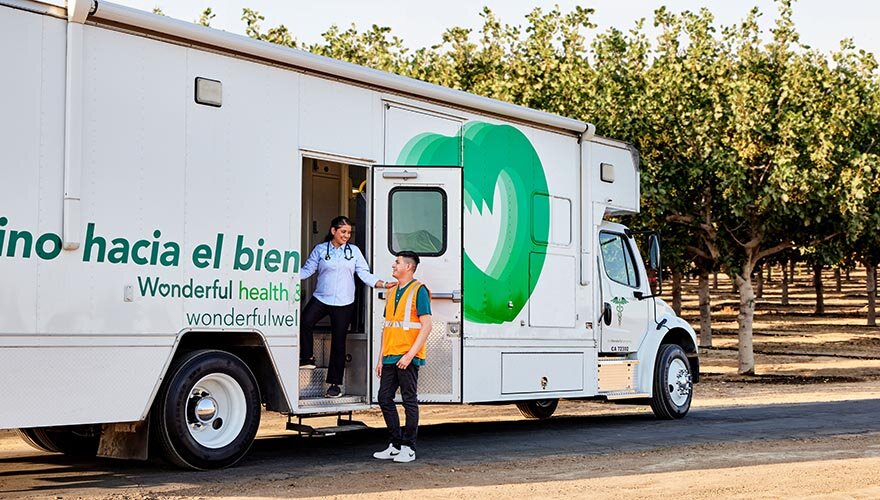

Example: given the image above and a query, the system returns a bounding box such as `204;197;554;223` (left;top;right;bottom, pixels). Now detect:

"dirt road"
2;379;880;499
2;269;879;499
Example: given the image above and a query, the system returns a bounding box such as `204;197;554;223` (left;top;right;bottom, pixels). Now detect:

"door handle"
432;290;462;302
603;302;612;326
382;170;418;179
378;291;386;300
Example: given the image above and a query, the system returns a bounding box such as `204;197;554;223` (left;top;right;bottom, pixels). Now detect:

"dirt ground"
1;266;879;499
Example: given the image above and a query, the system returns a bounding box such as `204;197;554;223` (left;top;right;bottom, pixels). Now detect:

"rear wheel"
17;425;101;456
17;429;58;453
516;399;559;419
650;343;693;419
153;350;261;470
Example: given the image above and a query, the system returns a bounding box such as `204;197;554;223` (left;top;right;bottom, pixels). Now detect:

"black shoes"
325;384;343;398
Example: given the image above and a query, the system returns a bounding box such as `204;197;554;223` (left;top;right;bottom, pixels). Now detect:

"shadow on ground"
2;399;879;497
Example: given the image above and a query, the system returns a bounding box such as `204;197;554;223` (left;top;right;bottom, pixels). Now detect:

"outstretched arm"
353;246;380;286
354;246;395;288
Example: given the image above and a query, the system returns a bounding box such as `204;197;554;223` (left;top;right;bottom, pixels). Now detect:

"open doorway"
299;156;371;407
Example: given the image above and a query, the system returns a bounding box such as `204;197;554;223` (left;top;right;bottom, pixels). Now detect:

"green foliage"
197;8;215;27
242;8;297;48
219;2;879;364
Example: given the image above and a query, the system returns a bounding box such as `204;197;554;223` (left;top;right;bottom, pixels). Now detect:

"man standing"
373;251;432;463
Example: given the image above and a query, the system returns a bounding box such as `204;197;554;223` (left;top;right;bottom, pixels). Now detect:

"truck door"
597;227;651;353
371;166;463;403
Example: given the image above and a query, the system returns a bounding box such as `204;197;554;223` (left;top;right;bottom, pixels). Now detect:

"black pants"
378;363;419;450
299;297;355;385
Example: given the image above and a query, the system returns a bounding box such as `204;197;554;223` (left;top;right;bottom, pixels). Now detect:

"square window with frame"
599;231;639;288
388;187;447;257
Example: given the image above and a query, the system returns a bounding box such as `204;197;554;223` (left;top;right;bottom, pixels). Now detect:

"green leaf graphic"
396;122;549;324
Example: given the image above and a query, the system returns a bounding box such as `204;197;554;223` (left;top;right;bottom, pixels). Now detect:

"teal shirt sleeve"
416;286;431;316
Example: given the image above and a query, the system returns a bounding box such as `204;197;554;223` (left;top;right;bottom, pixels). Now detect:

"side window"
599;231;639;287
389;187;447;256
532;194;572;246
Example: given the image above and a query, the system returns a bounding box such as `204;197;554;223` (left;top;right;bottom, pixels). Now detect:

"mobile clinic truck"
0;0;699;469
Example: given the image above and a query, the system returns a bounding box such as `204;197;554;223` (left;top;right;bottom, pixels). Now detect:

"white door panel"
371;166;462;403
597;229;650;353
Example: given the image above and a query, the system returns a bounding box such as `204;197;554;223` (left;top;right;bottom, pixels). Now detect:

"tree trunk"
834;268;842;293
781;263;790;306
755;265;764;299
713;272;718;290
846;267;851;282
868;263;877;328
766;264;772;284
699;269;712;348
789;260;796;284
813;264;825;315
672;269;683;316
736;268;756;375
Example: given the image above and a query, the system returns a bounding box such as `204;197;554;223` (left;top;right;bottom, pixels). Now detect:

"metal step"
601;391;650;400
286;420;369;436
298;395;366;408
286;410;370;437
299;367;329;399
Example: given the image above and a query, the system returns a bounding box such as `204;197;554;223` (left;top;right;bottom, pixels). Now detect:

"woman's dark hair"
323;216;353;242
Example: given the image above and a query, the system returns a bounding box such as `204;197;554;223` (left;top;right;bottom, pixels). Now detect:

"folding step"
286;421;369;436
286;413;369;436
298;395;366;408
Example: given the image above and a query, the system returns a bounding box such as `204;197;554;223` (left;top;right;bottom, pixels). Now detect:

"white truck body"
0;0;698;468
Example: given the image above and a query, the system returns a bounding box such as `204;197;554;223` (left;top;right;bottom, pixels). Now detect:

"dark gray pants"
377;363;419;450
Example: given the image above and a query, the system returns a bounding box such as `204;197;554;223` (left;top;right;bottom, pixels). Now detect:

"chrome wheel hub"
185;373;247;449
194;395;218;423
667;358;692;407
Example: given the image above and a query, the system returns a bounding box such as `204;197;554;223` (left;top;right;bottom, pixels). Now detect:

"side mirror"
647;233;662;295
648;234;661;270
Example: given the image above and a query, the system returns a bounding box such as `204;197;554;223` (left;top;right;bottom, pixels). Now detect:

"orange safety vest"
382;280;429;360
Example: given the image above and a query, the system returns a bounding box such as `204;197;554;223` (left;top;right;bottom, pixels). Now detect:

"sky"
111;0;880;57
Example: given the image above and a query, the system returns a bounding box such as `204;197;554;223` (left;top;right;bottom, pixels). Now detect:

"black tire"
17;426;101;456
17;428;59;453
152;350;261;470
515;399;559;419
650;343;693;419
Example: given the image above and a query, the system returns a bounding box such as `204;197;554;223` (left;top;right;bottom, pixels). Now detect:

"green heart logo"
396;122;549;324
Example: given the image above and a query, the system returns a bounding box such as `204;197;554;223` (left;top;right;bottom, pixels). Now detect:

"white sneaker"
393;445;416;463
372;444;400;460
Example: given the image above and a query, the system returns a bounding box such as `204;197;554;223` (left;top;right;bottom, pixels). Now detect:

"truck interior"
298;157;371;409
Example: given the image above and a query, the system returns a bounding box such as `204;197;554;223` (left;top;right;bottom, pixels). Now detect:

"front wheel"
153;350;261;470
516;399;559;419
650;343;693;419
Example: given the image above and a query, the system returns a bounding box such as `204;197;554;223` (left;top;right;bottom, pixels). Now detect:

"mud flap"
97;419;150;460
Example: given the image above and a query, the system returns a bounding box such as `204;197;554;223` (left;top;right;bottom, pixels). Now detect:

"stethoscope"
325;241;354;261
